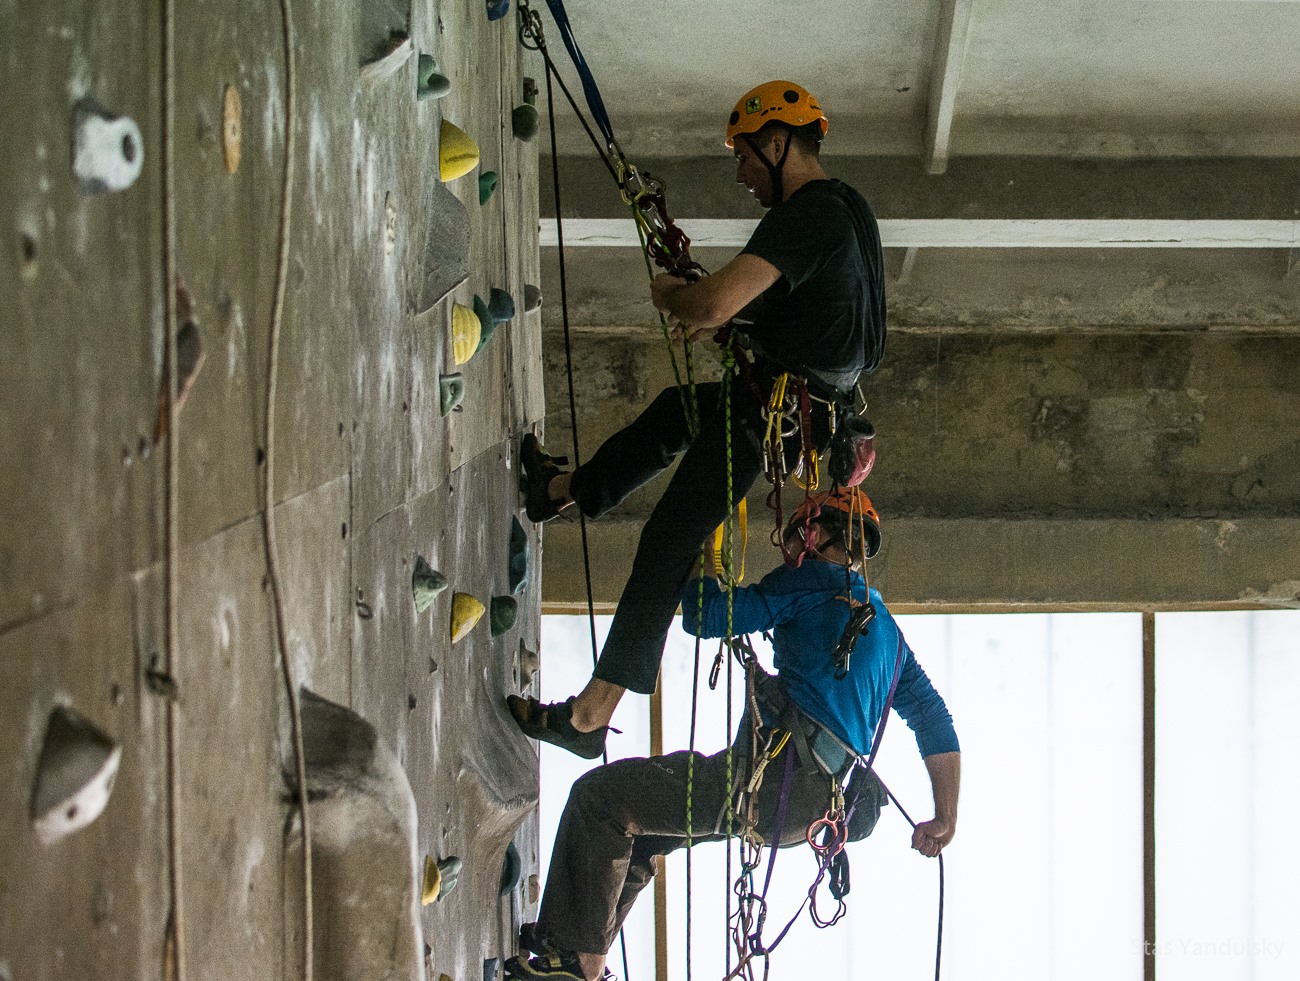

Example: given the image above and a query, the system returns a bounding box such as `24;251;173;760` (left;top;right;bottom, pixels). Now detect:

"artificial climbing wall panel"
1;1;546;979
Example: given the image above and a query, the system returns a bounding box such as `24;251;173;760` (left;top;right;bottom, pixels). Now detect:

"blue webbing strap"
541;0;616;148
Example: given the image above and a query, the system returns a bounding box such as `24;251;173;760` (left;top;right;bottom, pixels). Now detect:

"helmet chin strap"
740;131;793;205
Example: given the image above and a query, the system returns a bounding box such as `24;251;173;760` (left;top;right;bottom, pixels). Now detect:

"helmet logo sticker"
745;96;761;114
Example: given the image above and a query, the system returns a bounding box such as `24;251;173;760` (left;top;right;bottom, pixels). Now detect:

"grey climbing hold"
439;373;465;416
489;596;517;637
410;182;469;313
498;841;521;897
523;284;543;315
478;170;499;206
30;705;122;846
487;288;516;325
511;78;539;142
361;33;414;82
294;689;425;977
484;957;501;981
518;642;540;689
72;99;143;195
508;516;528;594
417;54;452;101
412;555;448;613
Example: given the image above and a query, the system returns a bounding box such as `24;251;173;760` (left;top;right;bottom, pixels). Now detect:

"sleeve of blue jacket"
891;644;960;757
681;576;784;639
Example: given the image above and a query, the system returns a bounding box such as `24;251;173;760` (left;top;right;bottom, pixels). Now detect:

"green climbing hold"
508;517;528;594
417;54;451;101
511;78;539;141
439;373;465;416
473;294;498;353
487;287;515;324
478;170;499;205
489;596;517;636
498;841;522;897
412;556;447;613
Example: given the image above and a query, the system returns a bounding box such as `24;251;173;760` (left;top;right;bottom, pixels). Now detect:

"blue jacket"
682;562;958;759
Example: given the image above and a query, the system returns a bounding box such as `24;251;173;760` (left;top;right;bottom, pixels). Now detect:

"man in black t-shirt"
509;81;887;769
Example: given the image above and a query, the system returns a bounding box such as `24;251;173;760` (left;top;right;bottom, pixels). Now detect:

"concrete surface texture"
2;1;547;979
538;0;1300;157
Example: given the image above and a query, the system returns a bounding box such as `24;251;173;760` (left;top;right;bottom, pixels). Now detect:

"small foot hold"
422;854;463;905
517;642;540;689
439;373;465;416
73;98;143;195
487;287;516;325
222;85;242;174
360;33;413;83
523;284;543;315
31;705;122;846
498;841;522;897
490;596;517;637
508;517;528;594
417;54;452;101
478;170;499;205
486;0;510;21
511;78;539;141
154;278;205;445
450;593;485;642
439;120;480;182
484;957;501;981
412;556;448;613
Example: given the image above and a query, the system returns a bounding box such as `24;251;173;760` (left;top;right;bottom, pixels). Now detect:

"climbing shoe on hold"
520;433;569;523
504;950;615;981
507;695;610;761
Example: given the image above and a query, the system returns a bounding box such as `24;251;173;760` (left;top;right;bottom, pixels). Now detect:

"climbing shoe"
507;695;611;761
520;433;570;523
519;922;554;956
504;950;615;981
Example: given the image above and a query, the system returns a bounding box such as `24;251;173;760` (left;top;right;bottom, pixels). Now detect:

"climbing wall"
0;1;546;980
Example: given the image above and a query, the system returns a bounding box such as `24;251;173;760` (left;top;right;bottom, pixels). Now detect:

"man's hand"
650;273;687;317
911;817;954;858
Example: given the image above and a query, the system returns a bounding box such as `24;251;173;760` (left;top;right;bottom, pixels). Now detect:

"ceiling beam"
540;156;1300;223
540;217;1300;249
922;0;977;176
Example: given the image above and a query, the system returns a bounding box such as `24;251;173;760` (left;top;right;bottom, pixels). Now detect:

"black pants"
570;378;829;695
537;737;885;955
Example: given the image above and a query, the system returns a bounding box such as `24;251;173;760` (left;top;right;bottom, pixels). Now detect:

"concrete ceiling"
539;0;1300;160
532;0;1300;329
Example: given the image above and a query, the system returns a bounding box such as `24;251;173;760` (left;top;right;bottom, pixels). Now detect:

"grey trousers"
537;740;885;956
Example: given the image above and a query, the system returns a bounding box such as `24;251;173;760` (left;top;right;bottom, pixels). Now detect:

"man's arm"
651;253;780;333
911;751;960;858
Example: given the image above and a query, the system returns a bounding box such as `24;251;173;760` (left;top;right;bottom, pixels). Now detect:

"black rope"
541;44;630;981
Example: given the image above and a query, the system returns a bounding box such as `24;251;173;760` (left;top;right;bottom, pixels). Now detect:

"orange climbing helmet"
725;80;829;149
789;487;881;559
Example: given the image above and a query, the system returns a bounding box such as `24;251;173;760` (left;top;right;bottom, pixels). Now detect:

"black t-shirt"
739;179;886;393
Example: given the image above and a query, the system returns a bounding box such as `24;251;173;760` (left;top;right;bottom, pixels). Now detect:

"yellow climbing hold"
451;302;481;366
439;120;480;182
421;854;442;906
450;592;485;642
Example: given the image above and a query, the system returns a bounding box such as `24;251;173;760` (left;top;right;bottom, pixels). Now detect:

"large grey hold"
72;99;144;195
30;705;122;846
409;181;469;314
